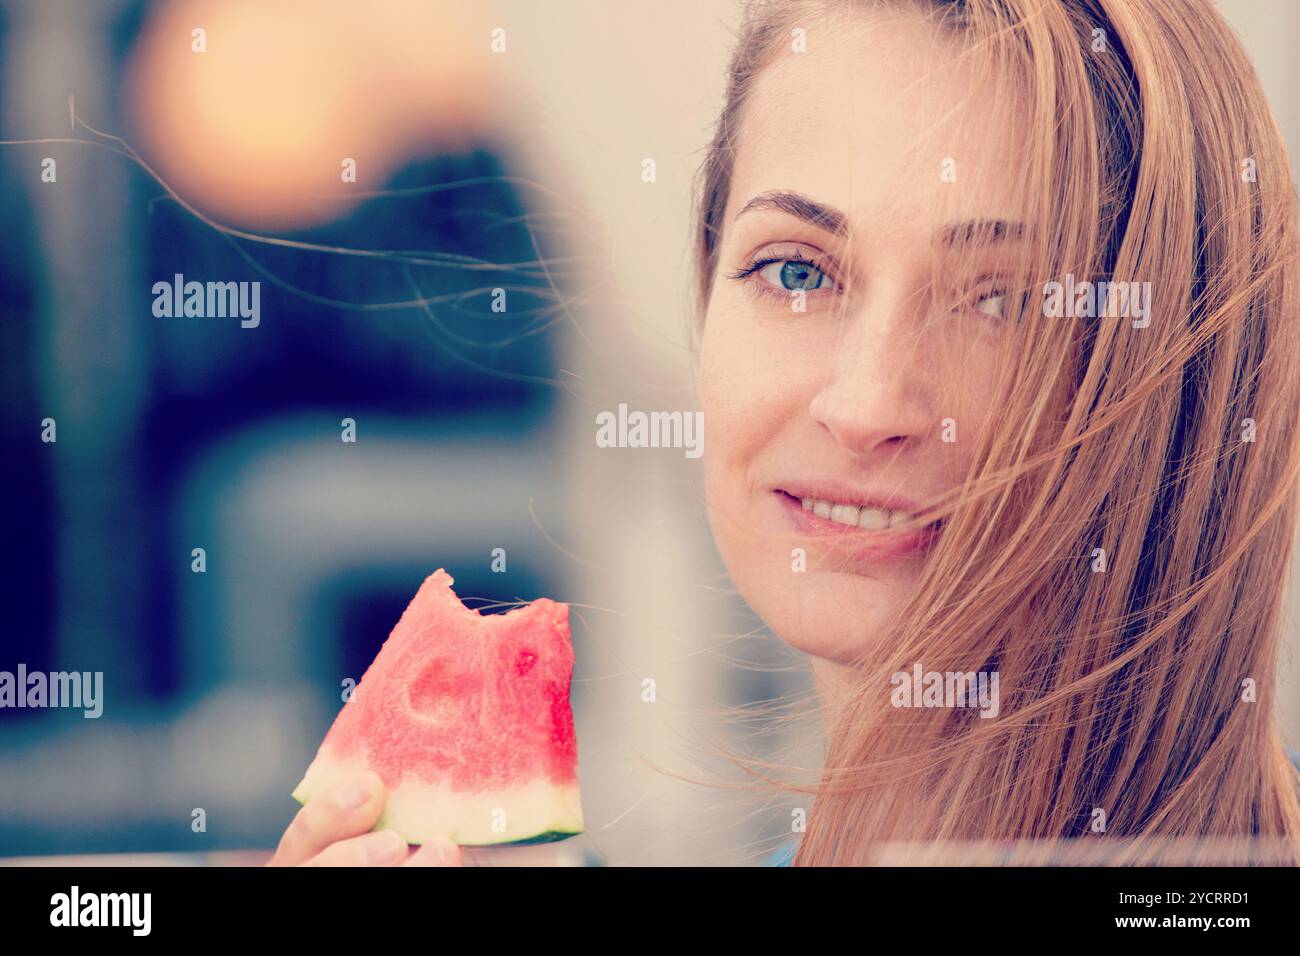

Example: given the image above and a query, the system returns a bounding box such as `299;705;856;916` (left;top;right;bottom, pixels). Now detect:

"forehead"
725;9;1028;246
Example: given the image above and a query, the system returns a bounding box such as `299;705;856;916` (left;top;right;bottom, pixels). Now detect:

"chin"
703;473;921;665
770;571;908;663
716;534;912;664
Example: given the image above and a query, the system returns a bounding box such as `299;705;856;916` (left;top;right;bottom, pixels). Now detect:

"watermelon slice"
292;569;583;846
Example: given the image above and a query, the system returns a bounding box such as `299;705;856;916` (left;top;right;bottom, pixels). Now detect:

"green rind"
370;805;581;847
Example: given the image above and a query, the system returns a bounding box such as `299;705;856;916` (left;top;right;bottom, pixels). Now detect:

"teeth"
857;507;889;530
829;504;860;526
799;497;913;530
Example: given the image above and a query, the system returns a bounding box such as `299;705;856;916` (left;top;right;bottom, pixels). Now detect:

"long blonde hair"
692;0;1300;864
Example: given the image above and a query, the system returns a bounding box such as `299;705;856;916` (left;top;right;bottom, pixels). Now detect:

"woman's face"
699;12;1026;663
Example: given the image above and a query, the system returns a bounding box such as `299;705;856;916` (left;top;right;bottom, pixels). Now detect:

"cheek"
699;297;755;416
698;296;801;500
698;295;793;544
697;305;745;506
956;349;1003;464
699;294;815;441
930;326;1006;477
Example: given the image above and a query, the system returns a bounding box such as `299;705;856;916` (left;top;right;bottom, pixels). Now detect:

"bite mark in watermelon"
292;569;583;846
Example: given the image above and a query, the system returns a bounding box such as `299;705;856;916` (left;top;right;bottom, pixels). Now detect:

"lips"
772;486;942;562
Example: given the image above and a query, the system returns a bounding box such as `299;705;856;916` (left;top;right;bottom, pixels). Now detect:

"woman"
271;0;1300;866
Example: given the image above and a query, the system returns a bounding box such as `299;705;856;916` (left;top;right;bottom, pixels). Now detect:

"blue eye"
725;251;842;305
757;258;835;292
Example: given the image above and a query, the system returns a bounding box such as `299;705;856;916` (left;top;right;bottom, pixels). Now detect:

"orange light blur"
126;0;502;229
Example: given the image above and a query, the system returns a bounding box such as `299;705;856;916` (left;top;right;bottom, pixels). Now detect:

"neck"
810;655;857;729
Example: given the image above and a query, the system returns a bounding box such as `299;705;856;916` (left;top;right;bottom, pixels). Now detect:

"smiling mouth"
773;489;944;557
792;493;917;530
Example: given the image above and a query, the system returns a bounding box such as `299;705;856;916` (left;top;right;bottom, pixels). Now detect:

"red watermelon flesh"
292;569;583;846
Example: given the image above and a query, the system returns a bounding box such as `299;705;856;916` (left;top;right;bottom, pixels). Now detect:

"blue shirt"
765;842;796;867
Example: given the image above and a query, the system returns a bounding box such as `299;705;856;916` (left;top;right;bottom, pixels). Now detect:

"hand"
268;770;462;867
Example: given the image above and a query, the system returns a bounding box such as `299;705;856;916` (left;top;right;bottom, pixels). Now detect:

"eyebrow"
733;189;1027;248
939;218;1028;247
734;190;847;236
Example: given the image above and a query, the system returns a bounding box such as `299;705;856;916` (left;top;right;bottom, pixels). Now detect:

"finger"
402;837;464;867
269;771;386;867
304;828;410;867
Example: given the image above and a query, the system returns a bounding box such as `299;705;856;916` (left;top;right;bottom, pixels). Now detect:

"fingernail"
365;829;409;865
332;776;374;810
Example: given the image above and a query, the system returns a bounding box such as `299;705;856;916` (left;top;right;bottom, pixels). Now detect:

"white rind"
292;755;583;846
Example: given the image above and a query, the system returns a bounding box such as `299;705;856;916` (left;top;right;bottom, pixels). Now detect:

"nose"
807;288;934;459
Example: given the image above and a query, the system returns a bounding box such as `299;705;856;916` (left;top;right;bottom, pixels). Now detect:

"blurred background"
0;0;1296;866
